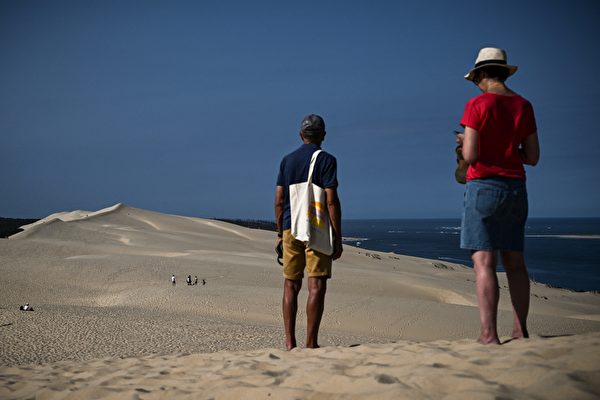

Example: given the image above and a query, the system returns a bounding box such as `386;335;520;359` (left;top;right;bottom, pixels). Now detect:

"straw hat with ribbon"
464;47;518;81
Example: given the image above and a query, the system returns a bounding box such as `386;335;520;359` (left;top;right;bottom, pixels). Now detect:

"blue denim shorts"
460;177;528;251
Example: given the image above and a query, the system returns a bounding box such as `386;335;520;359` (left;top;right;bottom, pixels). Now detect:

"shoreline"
342;218;600;293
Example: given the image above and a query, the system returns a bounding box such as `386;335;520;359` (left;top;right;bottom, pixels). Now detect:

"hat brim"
464;64;518;81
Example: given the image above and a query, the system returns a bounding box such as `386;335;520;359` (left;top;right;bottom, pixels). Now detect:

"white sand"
1;204;599;398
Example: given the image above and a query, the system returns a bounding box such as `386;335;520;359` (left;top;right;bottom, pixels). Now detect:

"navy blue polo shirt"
276;143;338;230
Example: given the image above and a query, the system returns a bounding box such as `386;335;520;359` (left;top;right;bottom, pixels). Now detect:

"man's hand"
324;187;343;261
332;237;343;260
275;236;284;266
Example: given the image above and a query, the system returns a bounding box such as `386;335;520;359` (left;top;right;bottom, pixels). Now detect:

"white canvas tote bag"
289;150;334;255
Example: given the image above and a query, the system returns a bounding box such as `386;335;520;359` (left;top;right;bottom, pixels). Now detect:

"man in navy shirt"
275;114;343;350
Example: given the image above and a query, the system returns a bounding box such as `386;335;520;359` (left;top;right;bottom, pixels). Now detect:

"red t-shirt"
460;92;537;180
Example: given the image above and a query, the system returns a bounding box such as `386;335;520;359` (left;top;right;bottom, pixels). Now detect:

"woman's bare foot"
477;337;501;345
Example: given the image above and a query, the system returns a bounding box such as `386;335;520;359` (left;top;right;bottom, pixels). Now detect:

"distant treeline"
0;218;39;238
216;219;277;232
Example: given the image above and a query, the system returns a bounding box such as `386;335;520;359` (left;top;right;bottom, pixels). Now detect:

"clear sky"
2;0;599;219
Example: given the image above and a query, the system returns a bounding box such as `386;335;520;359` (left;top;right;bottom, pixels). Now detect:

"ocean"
342;218;600;292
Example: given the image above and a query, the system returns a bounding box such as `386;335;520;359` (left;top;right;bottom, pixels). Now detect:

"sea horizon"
342;217;600;293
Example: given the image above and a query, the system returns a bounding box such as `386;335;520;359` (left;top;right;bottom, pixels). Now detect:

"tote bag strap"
307;150;322;184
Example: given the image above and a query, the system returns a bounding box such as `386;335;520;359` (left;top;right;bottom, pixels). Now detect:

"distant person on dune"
275;114;343;350
456;48;540;344
194;276;198;285
171;274;176;286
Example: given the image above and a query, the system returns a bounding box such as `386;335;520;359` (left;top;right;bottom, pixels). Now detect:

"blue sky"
2;0;599;219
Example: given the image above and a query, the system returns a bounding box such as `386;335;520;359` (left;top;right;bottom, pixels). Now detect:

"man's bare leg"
283;279;302;350
306;276;327;349
501;251;530;339
472;250;501;344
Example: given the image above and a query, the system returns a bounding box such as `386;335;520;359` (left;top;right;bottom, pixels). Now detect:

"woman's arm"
461;126;479;164
520;132;540;166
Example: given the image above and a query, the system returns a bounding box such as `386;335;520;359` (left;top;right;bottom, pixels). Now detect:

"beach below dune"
1;204;600;398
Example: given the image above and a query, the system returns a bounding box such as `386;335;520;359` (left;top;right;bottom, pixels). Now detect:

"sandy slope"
2;332;599;400
1;204;599;398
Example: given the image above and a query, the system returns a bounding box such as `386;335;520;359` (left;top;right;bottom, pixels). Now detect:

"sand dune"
2;332;599;400
1;204;599;398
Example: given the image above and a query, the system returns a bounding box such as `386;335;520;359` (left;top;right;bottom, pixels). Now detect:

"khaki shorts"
282;230;332;280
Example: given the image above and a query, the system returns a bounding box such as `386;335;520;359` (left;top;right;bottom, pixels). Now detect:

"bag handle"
307;150;322;184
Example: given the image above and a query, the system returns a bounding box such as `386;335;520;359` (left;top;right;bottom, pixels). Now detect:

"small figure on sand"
19;303;34;311
194;276;198;285
202;279;206;285
171;274;176;286
274;114;343;350
186;275;192;285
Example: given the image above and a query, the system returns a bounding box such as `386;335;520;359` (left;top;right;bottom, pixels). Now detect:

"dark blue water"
342;218;600;292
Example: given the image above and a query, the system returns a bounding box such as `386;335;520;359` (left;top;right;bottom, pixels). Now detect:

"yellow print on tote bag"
289;150;334;255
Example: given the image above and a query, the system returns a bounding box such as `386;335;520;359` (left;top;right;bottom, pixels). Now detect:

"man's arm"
274;185;285;241
325;187;343;260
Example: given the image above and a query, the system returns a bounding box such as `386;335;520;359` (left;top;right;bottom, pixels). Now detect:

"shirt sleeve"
276;159;285;186
460;98;482;130
523;100;538;137
317;154;338;189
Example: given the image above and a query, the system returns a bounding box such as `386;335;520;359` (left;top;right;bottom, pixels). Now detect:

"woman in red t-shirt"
456;48;540;345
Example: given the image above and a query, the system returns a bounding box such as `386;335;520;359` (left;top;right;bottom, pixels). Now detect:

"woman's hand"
455;132;465;145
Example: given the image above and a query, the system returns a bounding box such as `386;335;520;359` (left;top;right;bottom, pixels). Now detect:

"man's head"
300;114;326;144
